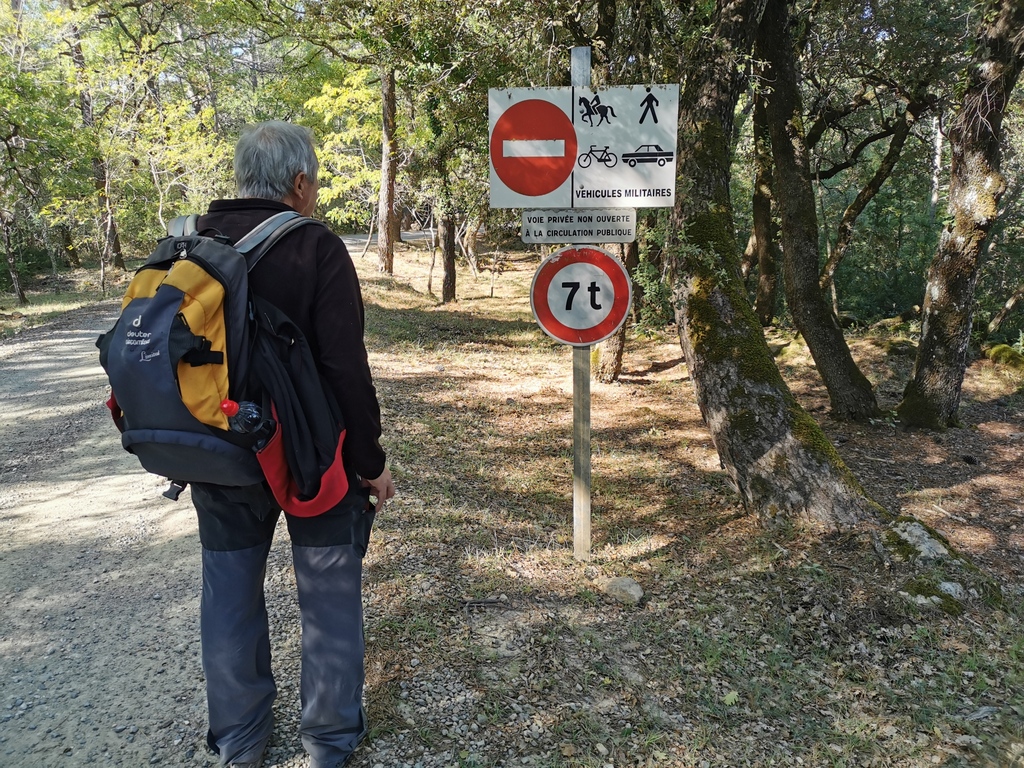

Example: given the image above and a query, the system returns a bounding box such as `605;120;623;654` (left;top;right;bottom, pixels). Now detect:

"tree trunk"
595;240;639;383
632;211;661;322
67;16;124;272
39;218;60;279
440;212;456;304
359;206;376;259
929;116;943;224
988;283;1024;336
100;167;125;270
747;87;779;326
461;218;482;278
377;66;398;275
757;0;879;421
2;218;29;306
390;201;402;248
427;230;437;296
594;0;616;81
60;227;80;268
669;0;885;530
898;0;1024;429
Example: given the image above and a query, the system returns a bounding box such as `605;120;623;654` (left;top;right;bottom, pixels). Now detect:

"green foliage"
831;174;936;322
1;0;1022;355
632;256;674;332
308;68;382;231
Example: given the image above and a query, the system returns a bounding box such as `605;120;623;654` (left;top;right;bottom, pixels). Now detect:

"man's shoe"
228;749;266;768
306;756;353;768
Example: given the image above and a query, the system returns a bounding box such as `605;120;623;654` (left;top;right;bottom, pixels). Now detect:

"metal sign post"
571;46;592;561
529;244;631;561
573;341;591;560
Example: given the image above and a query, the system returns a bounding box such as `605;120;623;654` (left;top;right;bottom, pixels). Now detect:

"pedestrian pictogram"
639;87;660;124
530;246;632;346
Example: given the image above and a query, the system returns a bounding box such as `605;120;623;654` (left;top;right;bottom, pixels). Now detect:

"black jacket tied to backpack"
199;199;386;484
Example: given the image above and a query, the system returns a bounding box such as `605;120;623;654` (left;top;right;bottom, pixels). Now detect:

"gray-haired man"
190;121;394;768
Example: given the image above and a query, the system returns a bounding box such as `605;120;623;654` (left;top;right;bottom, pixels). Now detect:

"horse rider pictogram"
579;94;616;127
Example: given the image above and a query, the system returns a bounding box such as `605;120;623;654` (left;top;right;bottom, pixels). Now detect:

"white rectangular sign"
489;85;679;209
522;208;636;244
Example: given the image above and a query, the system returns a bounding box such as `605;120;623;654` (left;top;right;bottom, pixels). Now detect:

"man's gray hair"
234;121;319;201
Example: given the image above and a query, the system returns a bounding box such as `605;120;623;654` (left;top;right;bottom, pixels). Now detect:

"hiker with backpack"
196;121;393;768
100;120;394;768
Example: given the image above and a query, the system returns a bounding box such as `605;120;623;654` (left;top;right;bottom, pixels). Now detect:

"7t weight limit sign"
559;272;605;313
531;246;632;346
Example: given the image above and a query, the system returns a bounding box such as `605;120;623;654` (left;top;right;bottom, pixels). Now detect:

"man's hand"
363;468;395;513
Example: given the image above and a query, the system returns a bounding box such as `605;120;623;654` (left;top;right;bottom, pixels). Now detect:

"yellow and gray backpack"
96;211;350;513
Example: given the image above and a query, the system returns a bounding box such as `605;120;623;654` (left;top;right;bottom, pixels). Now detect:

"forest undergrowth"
354;243;1023;768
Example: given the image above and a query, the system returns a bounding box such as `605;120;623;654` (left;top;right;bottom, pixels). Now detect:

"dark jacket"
198;198;386;482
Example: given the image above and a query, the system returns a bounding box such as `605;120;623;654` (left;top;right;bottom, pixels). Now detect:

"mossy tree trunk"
756;0;880;421
668;0;886;530
377;66;398;276
746;86;779;327
898;0;1024;429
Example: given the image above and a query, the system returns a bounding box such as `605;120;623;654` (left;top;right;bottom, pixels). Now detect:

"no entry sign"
490;99;578;198
530;246;632;346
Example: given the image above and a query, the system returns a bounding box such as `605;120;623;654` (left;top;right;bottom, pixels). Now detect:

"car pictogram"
621;144;674;167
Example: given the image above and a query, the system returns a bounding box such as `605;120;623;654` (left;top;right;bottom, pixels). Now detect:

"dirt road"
1;302;236;767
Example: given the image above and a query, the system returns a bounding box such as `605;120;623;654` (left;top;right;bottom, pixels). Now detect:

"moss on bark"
896;381;950;430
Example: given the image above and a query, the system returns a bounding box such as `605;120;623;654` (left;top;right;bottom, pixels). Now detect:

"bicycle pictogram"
577;145;618;169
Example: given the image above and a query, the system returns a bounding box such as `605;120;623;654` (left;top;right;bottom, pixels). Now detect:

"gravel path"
0;302;219;767
0;301;503;768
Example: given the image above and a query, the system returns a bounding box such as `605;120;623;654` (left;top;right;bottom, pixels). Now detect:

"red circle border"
530;247;632;346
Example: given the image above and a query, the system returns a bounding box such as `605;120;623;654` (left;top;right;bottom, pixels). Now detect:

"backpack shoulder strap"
239;212;323;273
234;211;303;254
167;210;323;271
167;214;199;237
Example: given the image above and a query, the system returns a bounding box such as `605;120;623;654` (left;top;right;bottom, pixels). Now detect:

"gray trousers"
192;483;373;767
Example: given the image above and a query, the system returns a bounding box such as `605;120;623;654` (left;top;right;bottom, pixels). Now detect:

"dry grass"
0;268;135;339
348;240;1024;767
